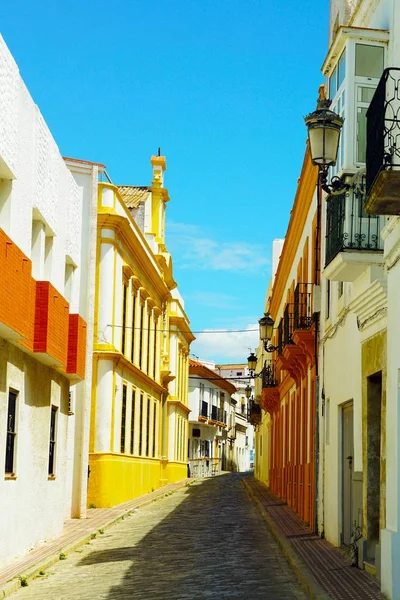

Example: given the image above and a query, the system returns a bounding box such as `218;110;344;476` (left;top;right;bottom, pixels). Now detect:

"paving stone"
10;474;306;599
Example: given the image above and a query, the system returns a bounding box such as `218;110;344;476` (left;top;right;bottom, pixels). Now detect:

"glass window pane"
357;106;368;162
355;44;384;78
330;65;338;98
361;87;376;103
338;50;346;88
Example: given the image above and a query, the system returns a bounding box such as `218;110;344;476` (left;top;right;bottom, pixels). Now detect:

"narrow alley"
10;474;306;600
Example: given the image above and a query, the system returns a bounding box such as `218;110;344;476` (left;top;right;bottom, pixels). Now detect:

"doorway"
342;402;354;545
366;371;382;553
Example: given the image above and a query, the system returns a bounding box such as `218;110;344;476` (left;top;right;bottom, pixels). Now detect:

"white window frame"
323;29;388;178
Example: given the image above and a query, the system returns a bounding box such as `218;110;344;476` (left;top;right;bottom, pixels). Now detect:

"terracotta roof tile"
118;186;150;208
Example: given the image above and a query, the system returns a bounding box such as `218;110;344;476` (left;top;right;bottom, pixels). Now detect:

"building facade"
254;148;319;529
85;155;193;507
0;36;91;566
188;359;236;477
214;363;255;472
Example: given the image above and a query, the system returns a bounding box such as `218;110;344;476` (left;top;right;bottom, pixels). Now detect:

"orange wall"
0;228;35;343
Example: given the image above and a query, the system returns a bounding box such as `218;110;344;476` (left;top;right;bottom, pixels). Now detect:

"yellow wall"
254;411;270;486
88;453;167;507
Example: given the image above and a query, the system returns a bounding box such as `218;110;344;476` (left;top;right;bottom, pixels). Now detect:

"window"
338;281;344;299
153;318;157;379
139;304;144;369
355;44;384;78
121;284;128;355
356;85;376;163
146;313;151;373
236;371;242;376
120;384;127;453
146;397;151;456
5;390;17;475
130;389;135;454
139;393;144;455
131;293;136;362
152;400;157;457
329;49;346;99
48;406;57;476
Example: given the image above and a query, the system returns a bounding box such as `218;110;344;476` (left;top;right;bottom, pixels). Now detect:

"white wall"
0;36;91;565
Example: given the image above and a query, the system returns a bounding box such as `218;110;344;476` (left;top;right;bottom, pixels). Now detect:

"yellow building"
88;155;194;507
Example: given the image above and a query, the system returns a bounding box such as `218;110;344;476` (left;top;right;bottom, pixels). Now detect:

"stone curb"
1;479;192;599
242;479;331;600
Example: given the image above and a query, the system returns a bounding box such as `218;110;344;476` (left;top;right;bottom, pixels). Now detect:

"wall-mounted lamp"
304;97;345;194
259;313;279;353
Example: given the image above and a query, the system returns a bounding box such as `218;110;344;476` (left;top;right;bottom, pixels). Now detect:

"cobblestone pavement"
12;474;307;599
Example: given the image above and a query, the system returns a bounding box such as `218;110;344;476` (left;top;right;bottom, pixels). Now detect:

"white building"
214;363;255;472
0;36;94;565
317;1;400;597
188;359;237;476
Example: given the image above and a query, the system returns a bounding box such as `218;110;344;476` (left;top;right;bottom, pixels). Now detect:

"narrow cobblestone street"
11;474;306;599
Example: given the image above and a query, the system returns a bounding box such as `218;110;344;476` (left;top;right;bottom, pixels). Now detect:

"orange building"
256;144;320;529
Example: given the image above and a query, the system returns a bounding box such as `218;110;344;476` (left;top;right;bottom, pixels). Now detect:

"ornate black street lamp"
304;97;345;194
259;313;279;352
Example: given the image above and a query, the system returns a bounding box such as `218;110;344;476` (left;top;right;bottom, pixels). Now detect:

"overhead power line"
107;324;258;335
108;324;258;335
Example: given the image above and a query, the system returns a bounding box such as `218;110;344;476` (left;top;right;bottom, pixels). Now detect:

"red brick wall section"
34;281;69;366
67;314;87;379
0;228;35;343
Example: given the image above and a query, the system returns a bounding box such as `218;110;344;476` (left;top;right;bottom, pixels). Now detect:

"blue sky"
1;0;329;363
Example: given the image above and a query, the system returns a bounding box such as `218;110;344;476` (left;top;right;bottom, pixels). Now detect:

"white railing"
189;457;221;478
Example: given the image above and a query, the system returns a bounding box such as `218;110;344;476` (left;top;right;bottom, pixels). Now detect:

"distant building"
214;363;255;472
188;359;236;477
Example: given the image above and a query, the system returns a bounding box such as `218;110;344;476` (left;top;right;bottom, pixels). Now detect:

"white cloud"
191;323;259;363
167;222;269;274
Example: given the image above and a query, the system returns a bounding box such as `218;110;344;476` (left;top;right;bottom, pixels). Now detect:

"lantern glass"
247;352;257;372
245;385;252;399
308;124;341;167
305;99;344;168
259;313;274;341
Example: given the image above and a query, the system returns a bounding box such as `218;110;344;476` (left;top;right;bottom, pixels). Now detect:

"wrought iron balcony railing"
283;304;295;347
247;400;261;425
277;319;283;356
325;184;383;267
261;360;278;389
366;68;400;194
294;283;313;329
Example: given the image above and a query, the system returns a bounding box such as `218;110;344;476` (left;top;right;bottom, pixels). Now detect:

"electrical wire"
107;324;259;335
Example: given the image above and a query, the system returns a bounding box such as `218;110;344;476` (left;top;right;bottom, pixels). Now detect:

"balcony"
0;229;35;343
198;401;208;422
261;360;280;414
292;283;315;362
261;360;278;389
210;405;226;426
33;281;70;368
324;185;384;282
366;68;400;214
66;314;87;381
247;400;261;426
